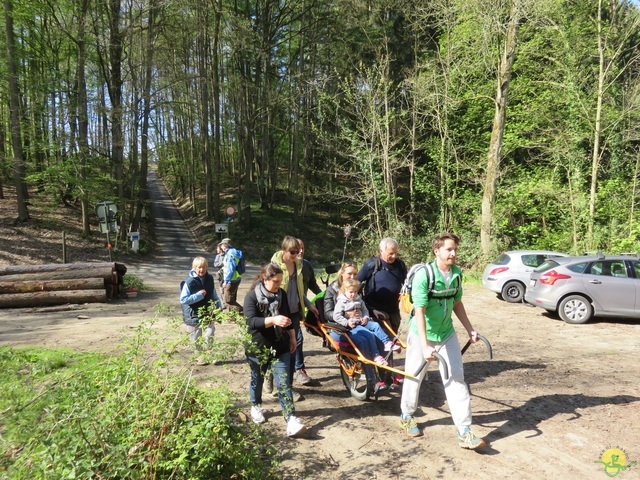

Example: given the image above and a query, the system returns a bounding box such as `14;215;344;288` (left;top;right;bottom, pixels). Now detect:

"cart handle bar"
414;351;449;382
460;334;493;359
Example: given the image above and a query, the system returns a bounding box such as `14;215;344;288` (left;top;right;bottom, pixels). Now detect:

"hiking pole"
461;334;493;360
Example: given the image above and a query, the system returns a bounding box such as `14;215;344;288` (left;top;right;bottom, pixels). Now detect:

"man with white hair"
357;237;407;334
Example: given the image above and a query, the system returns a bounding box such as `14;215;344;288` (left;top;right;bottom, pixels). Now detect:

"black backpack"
360;255;407;298
304;290;326;337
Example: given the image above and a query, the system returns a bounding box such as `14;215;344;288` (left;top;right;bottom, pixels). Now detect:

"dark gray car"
524;253;640;324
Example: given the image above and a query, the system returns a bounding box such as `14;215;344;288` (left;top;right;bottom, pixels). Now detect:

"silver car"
525;253;640;324
482;250;567;303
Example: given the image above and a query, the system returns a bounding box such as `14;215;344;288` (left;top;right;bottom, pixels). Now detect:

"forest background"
2;0;640;269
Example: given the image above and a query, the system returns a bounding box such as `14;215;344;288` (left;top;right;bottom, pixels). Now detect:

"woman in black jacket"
244;263;307;437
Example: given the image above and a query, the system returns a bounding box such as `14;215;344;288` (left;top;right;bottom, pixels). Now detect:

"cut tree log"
0;263;127;307
0;262;126;277
0;266;123;284
0;278;106;294
0;289;107;309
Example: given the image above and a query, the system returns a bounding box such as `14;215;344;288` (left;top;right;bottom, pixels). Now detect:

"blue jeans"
361;319;390;344
290;311;305;376
246;351;296;422
329;328;381;381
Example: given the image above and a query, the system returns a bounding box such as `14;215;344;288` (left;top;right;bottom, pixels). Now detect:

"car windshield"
491;253;510;265
521;254;555;268
534;259;559;272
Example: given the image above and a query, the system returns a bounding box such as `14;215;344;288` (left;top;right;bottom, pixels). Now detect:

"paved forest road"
132;169;259;283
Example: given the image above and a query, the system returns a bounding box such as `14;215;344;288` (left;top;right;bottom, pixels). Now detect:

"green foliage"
6;0;640;275
0;312;280;479
122;273;145;291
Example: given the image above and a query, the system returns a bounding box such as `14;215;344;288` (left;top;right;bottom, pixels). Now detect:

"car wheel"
501;281;525;303
558;295;593;324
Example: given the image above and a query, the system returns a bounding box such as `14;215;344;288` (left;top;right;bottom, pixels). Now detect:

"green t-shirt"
408;261;463;342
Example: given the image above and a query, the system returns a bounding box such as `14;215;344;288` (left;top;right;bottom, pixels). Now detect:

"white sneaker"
250;404;265;424
286;415;307;437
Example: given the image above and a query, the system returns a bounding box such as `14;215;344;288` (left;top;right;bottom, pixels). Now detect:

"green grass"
0;311;281;479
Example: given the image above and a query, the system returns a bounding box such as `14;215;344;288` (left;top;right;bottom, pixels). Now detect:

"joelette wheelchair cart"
304;265;492;401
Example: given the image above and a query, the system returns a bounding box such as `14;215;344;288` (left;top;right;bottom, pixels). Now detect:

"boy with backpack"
399;233;486;450
219;238;245;313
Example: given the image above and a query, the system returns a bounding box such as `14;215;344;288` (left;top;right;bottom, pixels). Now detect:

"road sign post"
96;200;118;261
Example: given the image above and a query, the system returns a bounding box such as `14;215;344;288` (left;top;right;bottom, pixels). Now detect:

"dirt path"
3;284;638;479
2;174;639;479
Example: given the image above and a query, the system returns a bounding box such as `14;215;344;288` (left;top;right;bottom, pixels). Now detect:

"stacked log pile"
0;262;127;308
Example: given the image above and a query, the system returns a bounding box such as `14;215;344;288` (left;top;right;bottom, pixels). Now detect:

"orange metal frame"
303;318;417;380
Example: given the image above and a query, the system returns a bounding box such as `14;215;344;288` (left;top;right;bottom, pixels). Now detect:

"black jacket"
244;286;294;357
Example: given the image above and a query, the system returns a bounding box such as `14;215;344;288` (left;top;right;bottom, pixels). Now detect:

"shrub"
123;273;145;291
0;310;279;479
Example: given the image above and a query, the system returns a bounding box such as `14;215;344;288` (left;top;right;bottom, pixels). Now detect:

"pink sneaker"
373;355;388;366
384;341;401;352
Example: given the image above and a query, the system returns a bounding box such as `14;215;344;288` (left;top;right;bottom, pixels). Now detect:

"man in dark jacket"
357;237;407;333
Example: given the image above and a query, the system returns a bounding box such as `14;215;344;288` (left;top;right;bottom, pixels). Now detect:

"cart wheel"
338;354;371;401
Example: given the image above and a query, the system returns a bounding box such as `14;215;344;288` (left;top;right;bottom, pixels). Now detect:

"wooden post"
62;231;67;263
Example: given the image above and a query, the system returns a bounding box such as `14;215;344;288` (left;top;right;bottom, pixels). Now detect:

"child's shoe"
389;374;404;390
400;414;422;437
384;341;401;352
373;355;388;366
375;381;388;393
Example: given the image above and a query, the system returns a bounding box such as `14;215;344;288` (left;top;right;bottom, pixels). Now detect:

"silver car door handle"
589;279;602;284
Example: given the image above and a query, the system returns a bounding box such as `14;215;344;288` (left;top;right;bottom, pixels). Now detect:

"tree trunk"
197;2;214;218
77;0;91;236
587;0;605;249
480;0;521;257
0;290;107;308
4;0;30;223
107;0;125;236
135;0;158;230
0;278;106;294
0;262;126;285
212;0;223;223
